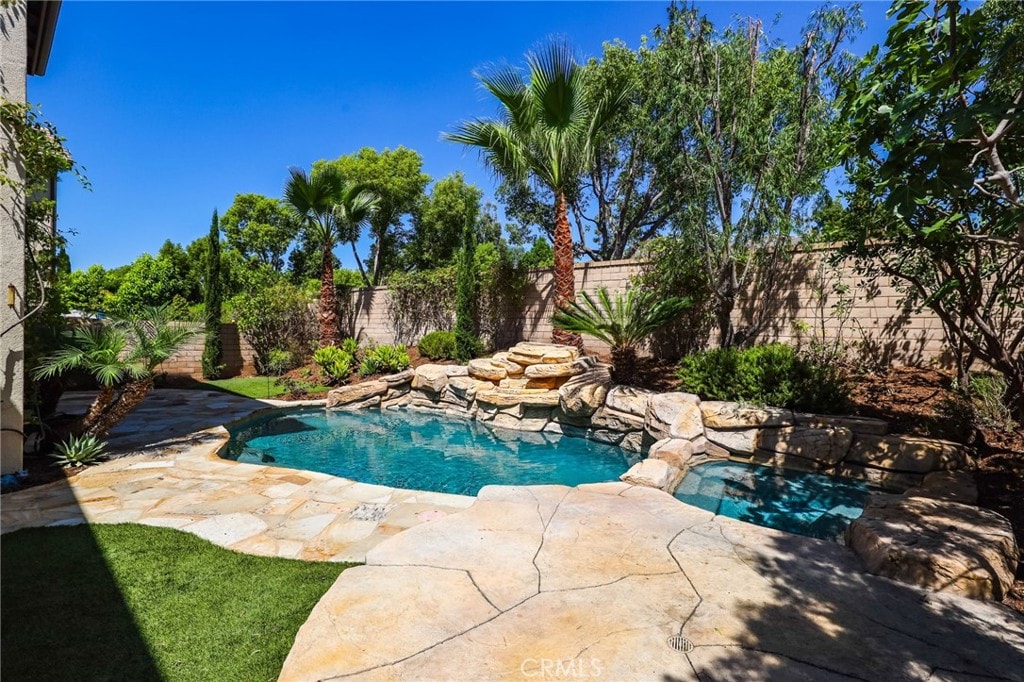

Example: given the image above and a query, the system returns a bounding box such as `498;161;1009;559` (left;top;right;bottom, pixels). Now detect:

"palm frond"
552;287;691;349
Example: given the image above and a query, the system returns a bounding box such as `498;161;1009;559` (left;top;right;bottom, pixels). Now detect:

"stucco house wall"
1;3;30;474
1;0;60;474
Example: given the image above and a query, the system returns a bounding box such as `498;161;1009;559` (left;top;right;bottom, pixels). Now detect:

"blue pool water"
674;461;875;540
223;409;638;496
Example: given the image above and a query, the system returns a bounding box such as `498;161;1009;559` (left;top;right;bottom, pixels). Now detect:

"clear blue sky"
30;1;891;271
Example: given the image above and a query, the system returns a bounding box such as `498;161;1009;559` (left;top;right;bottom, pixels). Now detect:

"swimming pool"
223;408;638;496
674;460;876;540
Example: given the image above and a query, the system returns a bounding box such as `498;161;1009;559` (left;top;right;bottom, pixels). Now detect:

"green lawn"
1;524;349;682
201;376;331;399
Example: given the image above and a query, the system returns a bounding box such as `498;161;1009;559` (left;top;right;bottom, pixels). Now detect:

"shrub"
677;343;848;413
418;331;458;360
359;344;410;376
266;349;293;376
230;281;316;374
51;434;107;468
313;345;354;384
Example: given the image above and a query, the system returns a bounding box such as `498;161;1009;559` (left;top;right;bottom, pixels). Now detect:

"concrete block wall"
333;247;971;368
168;245;985;376
157;323;257;378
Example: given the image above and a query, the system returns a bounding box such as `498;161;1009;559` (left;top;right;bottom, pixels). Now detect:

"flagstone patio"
282;482;1024;681
2;388;1022;681
0;390;473;562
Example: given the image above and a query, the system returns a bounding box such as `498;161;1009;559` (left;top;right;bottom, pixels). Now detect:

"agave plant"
553;287;691;385
51;434;107;468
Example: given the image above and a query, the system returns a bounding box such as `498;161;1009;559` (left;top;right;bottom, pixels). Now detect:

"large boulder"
705;427;758;455
648;438;695;470
794;412;888;436
620;459;684;494
506;342;579;367
557;365;612;417
489;353;525;376
700;401;794;429
605;386;655;418
590;405;645;433
904;470;979;505
326;381;388;408
380;368;414;386
468;358;508;382
476;388;560;408
755;425;853;467
645;392;703;441
845;434;970;473
411;364;450;394
523;362;583;379
847;495;1019;601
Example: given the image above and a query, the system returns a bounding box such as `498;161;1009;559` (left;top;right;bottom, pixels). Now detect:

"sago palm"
552;287;691;385
284;167;378;345
34;305;197;438
445;41;630;349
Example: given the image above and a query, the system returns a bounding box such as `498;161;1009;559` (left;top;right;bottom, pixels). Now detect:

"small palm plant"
553;287;691;385
51;434;107;468
34;305;197;438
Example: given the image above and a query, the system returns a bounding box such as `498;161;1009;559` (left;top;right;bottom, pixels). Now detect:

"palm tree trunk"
77;386;117;435
551;190;582;350
84;378;154;439
320;239;341;346
611;345;640;386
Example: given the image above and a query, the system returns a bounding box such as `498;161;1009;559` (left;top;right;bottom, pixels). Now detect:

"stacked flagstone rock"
327;342;973;490
326;341;1020;601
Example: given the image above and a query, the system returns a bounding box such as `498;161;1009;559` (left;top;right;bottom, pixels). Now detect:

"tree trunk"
84;378;154;439
715;291;736;348
610;345;640;386
77;386;117;436
319;240;340;346
551;190;582;350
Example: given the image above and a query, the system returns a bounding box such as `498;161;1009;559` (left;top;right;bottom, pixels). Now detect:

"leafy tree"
111;252;191;317
446;41;630;348
283;166;377;345
406;172;484;270
33;305;197;438
838;0;1024;416
497;40;678;261
316;147;429;285
646;4;861;347
553;287;690;385
157;240;200;302
220;193;299;272
201;210;223;379
454;205;480;361
59;264;113;314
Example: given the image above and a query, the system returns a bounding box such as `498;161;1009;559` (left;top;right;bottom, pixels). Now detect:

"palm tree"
445;41;630;349
283;167;378;346
552;287;691;385
33;305;197;438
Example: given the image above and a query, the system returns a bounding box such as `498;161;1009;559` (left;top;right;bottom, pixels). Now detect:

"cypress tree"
201;210;223;379
454;208;478;362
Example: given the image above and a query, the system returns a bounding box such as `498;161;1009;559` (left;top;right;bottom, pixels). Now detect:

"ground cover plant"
0;524;349;681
